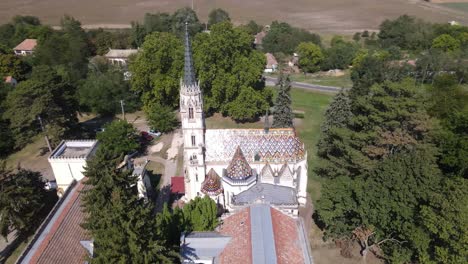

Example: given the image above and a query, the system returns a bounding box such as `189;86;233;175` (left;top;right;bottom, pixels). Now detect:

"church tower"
180;22;206;200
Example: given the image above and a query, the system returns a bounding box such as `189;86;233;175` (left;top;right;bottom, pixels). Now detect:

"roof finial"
183;21;197;86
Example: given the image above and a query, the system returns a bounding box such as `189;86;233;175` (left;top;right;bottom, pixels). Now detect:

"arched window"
189;107;194;119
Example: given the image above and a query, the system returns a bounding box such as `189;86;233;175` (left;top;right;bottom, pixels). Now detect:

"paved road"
264;76;342;93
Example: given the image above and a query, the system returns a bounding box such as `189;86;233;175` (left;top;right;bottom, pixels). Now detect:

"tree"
321;40;359;70
34;16;90;83
241;20;263;35
79;69;140;116
432;34;461;52
193;22;271;119
378;15;434;50
262;21;321;54
208;9;231;29
3;66;78;148
143;12;172;34
296;42;324;73
0;169;47;241
96;120;139;159
130;32;183;108
82;123;177;263
272;73;294;128
0;53;30;80
182;196;219;232
171;7;203;37
419;177;468;263
145;102;178;133
353;32;361;42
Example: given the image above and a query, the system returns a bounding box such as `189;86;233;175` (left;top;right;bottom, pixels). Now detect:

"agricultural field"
0;0;467;33
439;2;468;12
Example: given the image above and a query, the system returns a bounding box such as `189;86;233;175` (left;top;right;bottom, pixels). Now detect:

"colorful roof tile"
205;129;305;163
226;146;253;180
201;169;223;196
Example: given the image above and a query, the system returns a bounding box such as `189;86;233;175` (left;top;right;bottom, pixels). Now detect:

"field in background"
439;2;468;12
0;0;467;33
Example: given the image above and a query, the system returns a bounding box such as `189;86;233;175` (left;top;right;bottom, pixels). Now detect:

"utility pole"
120;100;126;120
37;115;53;153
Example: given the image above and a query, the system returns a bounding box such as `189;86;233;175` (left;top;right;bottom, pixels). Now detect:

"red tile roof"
171;176;185;194
271;207;304;264
14;39;37;51
29;181;90;264
218;208;252;264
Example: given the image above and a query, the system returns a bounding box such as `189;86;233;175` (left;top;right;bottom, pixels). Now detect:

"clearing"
0;0;467;33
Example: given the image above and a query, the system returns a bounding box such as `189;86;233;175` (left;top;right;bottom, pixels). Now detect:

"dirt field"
0;0;467;33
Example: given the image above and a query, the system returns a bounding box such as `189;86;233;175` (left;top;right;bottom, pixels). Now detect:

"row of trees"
315;46;467;262
82;121;219;262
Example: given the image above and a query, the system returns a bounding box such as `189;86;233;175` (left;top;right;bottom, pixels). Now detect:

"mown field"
0;0;467;33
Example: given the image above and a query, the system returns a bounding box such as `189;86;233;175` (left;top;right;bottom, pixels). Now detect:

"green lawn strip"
268;71;352;88
291;89;333;201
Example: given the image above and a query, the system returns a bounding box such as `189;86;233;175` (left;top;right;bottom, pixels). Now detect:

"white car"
148;129;161;137
45;180;58;190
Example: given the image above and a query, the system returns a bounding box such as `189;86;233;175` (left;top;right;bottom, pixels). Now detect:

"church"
180;25;308;215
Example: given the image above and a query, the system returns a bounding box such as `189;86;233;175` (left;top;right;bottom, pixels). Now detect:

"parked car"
140;131;154;142
148;129;161;137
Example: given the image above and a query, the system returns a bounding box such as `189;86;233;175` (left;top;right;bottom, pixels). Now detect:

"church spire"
183;22;197;87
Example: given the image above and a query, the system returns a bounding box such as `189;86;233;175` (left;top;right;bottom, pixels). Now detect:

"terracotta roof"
217;205;308;264
171;176;185;194
205;128;305;163
4;76;14;83
266;53;278;68
23;180;90;264
218;208;252;264
226;146;253;181
14;39;37;51
201;169;223;196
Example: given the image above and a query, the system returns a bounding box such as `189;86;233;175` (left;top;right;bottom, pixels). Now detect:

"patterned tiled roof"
226;146;253;180
201;169;223;196
205;129;305;163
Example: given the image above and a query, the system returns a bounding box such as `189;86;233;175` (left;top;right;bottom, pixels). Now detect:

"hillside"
0;0;467;33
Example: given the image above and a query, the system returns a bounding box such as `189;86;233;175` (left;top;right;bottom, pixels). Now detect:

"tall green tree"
130;32;183;108
207;9;231;29
262;21;321;54
79;69;140;116
272;73;294;128
171;7;203;37
193;21;271;120
432;34;461;52
3;66;78;148
182;196;219;232
296;42;324;73
145;102;178;133
0;169;47;241
0;53;30;80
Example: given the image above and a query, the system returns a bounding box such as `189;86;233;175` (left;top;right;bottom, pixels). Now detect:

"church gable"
261;163;275;184
226;146;253;181
279;163;294;186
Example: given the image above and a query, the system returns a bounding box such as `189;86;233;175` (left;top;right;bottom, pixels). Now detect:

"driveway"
264;76;341;93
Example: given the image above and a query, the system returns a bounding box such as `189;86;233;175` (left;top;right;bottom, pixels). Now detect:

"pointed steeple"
183;22;197;87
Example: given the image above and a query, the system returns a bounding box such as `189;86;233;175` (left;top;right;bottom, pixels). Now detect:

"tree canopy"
272;73;294;128
193;21;271;121
262;21;321;54
208;9;231;29
296;42;324;73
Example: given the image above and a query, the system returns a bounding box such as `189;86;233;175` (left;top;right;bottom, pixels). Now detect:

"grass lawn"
268;71;353;88
440;2;468;13
291;89;333;201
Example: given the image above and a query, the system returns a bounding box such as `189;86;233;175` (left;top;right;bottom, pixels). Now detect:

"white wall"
49;158;87;191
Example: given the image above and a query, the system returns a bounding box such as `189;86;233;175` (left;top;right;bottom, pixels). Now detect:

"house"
264;53;278;73
181;25;308;215
180;204;313;264
104;49;138;67
48;140;98;194
254;31;267;48
4;76;17;87
14;39;37;55
18;180;92;264
288;53;299;67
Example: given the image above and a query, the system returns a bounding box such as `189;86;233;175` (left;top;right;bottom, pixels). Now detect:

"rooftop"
49;140;98;159
20;180;90;264
14;39;37;51
104;48;138;58
171;176;185;194
205;128;305;163
266;53;278;68
216;205;309;264
180;232;231;262
232;183;298;206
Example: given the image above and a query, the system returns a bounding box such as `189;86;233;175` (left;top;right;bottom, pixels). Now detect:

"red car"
140;131;153;142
